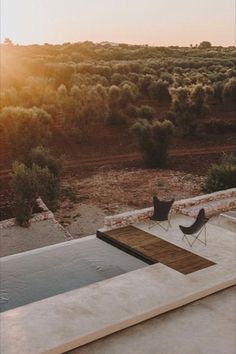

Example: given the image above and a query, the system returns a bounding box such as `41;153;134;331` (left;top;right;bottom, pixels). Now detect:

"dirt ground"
0;165;203;256
1;128;235;254
55;167;203;238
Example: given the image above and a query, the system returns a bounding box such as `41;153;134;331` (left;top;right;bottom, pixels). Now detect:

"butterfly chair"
179;208;209;247
149;196;175;231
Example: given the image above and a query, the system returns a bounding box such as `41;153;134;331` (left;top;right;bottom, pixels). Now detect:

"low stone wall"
0;197;73;239
181;196;236;217
0;198;55;230
174;188;236;210
104;188;236;230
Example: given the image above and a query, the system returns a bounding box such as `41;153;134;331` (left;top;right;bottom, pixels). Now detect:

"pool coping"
0;235;96;262
1;219;236;354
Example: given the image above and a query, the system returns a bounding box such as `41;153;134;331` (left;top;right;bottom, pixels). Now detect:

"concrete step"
218;209;236;233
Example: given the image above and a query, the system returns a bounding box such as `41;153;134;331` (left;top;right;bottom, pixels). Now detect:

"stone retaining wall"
104;188;236;230
0;198;55;230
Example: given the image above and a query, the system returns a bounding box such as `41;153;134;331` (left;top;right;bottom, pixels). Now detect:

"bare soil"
55;167;203;238
0;122;235;250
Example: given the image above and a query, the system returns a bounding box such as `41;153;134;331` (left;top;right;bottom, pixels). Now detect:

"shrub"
12;162;60;226
0;106;51;159
138;75;153;96
148;80;171;103
12;163;38;226
106;109;127;125
131;119;175;167
190;84;207;115
33;164;60;207
212;81;224;104
138;105;155;120
119;84;136;107
199;41;212;49
171;87;190;113
223;78;236;106
170;87;193;135
108;85;121;109
25;146;63;177
203;119;236;134
171;85;207;136
203;155;236;192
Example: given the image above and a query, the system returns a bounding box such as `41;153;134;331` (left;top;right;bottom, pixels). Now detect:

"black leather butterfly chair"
179;208;209;247
149;196;175;231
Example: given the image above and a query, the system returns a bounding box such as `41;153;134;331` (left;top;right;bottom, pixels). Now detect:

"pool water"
0;236;147;312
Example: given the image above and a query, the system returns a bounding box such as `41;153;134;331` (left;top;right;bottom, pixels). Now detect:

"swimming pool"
0;236;147;312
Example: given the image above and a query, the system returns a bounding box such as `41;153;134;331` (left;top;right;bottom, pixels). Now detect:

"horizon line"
1;39;236;48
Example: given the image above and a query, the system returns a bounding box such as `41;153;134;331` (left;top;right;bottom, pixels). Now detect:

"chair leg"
167;217;172;230
182;233;192;246
163;214;173;231
169;212;173;226
189;226;207;247
198;225;207;246
148;220;155;229
158;221;168;231
149;220;170;231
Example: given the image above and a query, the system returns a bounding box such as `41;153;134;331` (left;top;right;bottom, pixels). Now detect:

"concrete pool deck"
0;214;236;354
68;286;236;354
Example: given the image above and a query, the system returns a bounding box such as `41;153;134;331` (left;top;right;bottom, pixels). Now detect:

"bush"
223;78;236;106
14;197;33;227
199;41;212;49
203;119;236;134
12;162;60;226
148;80;171;103
138;105;155;120
203;155;236;192
25;146;63;177
119;83;136;107
190;84;207;115
0;106;51;159
108;85;121;109
106;109;127;125
131;119;174;167
33;164;60;207
11;163;39;226
171;85;207;136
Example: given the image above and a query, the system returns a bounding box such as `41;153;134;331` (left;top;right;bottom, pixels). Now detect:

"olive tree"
0;106;51;159
138;105;155;120
223;78;236;106
131;119;175;167
12;161;60;226
199;41;212;49
148;80;171;103
25;146;63;177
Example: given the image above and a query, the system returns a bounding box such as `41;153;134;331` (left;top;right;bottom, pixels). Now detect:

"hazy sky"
1;0;235;46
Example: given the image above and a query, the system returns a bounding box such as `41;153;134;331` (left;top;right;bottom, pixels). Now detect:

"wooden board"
97;226;215;274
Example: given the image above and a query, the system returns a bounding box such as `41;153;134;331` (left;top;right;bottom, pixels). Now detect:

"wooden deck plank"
97;226;215;274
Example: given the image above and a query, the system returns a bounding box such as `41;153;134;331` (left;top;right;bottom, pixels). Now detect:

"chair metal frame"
148;197;174;232
180;208;208;247
181;223;207;247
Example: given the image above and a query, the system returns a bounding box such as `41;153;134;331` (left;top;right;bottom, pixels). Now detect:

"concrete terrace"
1;209;235;354
68;286;236;354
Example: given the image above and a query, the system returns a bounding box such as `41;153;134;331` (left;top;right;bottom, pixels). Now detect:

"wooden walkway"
97;226;215;274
